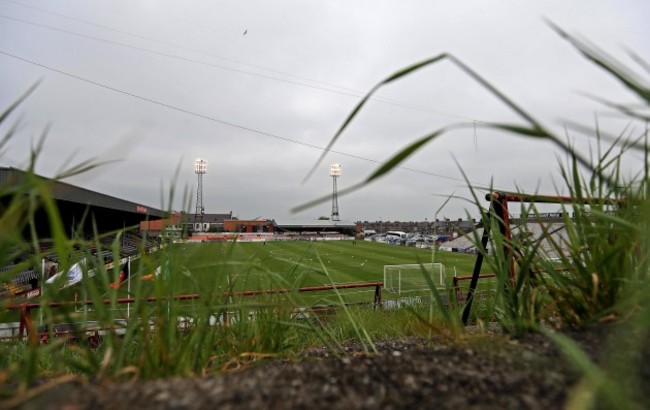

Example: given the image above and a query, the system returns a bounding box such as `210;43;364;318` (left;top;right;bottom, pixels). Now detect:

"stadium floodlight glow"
194;159;207;231
194;158;207;174
330;163;341;221
330;163;341;177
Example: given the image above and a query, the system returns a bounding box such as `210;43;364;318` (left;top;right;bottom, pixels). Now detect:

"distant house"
139;212;185;241
189;212;234;232
274;219;359;237
140;211;234;238
223;219;275;233
432;218;477;239
360;218;478;239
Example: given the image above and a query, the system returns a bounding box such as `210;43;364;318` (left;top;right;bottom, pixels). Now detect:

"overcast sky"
0;0;648;222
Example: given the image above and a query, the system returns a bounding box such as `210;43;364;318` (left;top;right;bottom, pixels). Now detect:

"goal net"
383;263;446;295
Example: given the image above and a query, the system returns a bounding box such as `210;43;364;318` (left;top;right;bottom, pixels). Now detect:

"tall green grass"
0;95;316;390
2;21;649;408
294;22;650;407
2;133;462;395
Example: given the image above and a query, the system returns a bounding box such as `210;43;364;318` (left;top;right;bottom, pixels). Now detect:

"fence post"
19;306;38;344
453;276;461;304
373;284;383;309
18;306;27;338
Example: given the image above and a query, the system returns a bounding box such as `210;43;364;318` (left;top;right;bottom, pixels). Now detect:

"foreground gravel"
6;324;648;409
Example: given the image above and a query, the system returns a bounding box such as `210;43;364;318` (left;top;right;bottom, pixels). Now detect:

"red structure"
461;191;623;325
223;219;275;233
8;282;383;343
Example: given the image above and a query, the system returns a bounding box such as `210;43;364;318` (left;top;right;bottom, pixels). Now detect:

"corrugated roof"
274;219;357;228
0;167;164;217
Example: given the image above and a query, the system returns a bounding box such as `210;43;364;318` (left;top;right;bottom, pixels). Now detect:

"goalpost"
383;263;446;295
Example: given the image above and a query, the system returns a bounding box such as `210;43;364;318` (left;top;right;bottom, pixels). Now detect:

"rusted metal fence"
452;274;497;303
6;281;384;343
461;191;622;324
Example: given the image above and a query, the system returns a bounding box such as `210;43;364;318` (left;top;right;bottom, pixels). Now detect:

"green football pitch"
163;240;479;295
182;240;472;277
44;240;479;298
52;240;481;298
136;240;482;307
3;241;484;324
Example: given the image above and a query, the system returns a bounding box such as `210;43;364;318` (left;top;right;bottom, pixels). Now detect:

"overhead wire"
0;49;476;184
0;14;376;100
0;1;488;123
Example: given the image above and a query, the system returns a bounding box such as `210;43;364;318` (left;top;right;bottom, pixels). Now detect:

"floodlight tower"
194;159;207;231
330;163;341;221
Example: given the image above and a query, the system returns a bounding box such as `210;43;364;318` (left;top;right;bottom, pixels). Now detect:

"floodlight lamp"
194;159;207;174
330;163;341;177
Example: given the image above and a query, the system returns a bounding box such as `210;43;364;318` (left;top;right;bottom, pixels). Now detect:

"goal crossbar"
383;263;446;294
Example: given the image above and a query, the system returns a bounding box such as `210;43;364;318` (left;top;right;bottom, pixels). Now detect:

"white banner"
45;259;91;288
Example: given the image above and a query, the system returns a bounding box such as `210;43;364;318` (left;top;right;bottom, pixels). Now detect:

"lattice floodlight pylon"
330;163;341;221
383;263;446;295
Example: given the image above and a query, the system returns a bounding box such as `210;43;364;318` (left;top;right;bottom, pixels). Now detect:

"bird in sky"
243;29;248;36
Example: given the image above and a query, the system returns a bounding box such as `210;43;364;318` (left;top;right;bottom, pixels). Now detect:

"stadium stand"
0;167;164;299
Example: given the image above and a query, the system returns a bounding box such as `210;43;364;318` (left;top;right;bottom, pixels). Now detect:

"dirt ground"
5;324;648;410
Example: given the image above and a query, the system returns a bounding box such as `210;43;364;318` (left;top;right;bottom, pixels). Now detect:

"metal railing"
452;274;497;303
6;281;384;343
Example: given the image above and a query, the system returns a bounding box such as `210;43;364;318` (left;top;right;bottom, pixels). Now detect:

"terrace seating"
1;282;31;296
0;263;15;274
0;231;161;298
12;269;38;284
